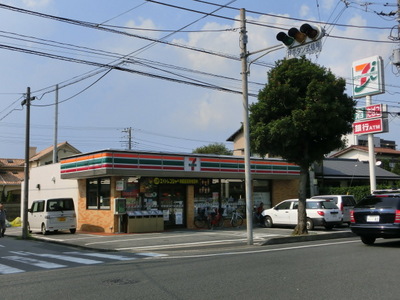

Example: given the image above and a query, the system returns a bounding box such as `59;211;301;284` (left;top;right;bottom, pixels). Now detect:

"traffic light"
276;23;324;48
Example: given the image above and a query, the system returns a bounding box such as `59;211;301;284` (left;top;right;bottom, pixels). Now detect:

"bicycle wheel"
216;216;224;229
194;217;207;228
231;215;243;227
235;215;243;227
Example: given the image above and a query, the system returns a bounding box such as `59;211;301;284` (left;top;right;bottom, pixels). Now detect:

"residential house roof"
330;145;400;158
315;158;400;180
29;141;80;161
0;158;25;185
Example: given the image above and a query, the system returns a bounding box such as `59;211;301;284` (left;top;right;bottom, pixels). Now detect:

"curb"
260;231;357;246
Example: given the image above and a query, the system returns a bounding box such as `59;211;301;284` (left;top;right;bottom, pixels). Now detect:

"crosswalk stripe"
64;251;136;261
10;251;102;265
3;256;66;269
0;263;25;274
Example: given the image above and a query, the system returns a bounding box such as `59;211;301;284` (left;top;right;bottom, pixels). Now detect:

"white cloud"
22;0;52;8
299;5;310;18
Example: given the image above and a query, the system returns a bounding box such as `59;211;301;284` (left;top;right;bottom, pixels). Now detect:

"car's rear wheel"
361;236;376;245
41;223;48;235
264;216;273;228
306;218;314;230
70;228;76;234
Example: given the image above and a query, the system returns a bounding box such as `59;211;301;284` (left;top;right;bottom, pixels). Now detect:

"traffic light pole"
240;9;284;245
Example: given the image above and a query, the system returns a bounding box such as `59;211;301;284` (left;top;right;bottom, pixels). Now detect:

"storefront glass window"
194;179;220;218
253;180;271;209
86;177;111;210
121;177;140;210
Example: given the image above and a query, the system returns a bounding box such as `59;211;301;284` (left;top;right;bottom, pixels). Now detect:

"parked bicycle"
194;208;210;229
208;208;224;229
230;209;244;227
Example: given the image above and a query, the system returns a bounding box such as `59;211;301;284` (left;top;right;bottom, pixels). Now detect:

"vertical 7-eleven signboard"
352;56;385;99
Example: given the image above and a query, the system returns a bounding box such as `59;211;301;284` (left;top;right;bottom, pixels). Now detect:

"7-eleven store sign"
185;157;200;171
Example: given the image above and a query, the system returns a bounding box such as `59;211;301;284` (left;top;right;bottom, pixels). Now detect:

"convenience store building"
59;149;300;233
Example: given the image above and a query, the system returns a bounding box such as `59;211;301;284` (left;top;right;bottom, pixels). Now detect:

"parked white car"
261;199;343;230
311;195;356;226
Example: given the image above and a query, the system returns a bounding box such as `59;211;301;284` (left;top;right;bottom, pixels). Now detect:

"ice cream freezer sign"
353;118;388;135
354;104;387;121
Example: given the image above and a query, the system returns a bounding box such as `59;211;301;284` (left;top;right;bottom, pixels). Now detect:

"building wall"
271;179;299;206
76;178;116;233
232;135;245;156
22;163;79;222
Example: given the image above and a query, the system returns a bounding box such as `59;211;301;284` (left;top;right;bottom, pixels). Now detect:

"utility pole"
21;87;35;239
53;84;59;163
122;127;133;150
240;8;253;245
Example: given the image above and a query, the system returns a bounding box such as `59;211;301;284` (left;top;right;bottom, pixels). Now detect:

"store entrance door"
158;184;186;229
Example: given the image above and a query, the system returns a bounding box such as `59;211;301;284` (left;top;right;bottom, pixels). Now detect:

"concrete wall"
21;163;79;222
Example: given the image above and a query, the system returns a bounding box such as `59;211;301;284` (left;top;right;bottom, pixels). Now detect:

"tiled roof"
0;158;25;168
0;170;24;185
29;141;80;161
330;145;400;158
316;158;400;180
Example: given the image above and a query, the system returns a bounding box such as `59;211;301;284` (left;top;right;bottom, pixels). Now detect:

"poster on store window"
254;192;271;208
163;209;169;221
175;210;183;225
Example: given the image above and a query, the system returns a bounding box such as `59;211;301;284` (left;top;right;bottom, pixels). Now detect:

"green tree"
193;143;232;155
249;57;356;235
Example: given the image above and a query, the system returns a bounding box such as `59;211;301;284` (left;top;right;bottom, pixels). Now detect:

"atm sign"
352;118;387;135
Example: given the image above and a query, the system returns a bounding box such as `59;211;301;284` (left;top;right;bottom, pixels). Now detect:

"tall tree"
193;143;232;155
250;57;356;235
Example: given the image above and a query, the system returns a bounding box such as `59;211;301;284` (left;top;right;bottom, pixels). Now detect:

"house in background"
313;158;400;192
0;158;24;203
227;126;400;194
329;145;400;170
29;141;81;167
0;142;81;220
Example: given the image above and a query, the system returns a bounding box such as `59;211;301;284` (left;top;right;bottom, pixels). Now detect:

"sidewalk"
4;226;356;252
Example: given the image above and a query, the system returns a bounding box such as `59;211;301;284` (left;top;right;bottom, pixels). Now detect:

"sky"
0;0;399;159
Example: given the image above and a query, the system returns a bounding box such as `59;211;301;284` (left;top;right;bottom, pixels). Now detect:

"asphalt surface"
4;225;356;253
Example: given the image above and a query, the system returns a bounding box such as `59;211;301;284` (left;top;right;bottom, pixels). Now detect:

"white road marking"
3;255;66;269
0;264;25;274
9;251;102;265
159;239;360;259
64;252;135;261
115;239;251;251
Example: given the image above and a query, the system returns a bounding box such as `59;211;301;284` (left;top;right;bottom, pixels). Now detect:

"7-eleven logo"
184;157;200;171
353;61;377;93
352;56;384;98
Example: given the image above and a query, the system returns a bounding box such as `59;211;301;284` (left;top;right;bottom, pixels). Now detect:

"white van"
28;198;77;235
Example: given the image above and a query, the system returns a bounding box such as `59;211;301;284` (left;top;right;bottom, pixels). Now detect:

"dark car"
350;190;400;245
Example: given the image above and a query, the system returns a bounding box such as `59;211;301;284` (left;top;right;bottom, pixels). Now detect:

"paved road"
0;237;165;275
5;225;355;253
2;237;399;299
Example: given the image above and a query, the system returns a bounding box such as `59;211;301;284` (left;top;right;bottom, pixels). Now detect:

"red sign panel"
366;104;383;119
352;118;386;135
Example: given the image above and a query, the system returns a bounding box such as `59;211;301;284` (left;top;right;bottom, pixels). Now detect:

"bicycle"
230;210;244;227
194;208;210;229
208;208;224;229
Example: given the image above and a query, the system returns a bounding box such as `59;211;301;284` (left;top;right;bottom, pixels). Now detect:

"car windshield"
47;199;75;211
307;201;337;209
355;196;400;209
